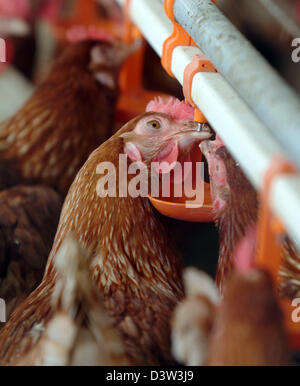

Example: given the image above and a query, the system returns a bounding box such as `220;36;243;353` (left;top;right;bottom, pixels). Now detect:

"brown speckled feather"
207;270;290;365
14;235;129;366
279;237;300;299
204;142;300;298
212;147;258;292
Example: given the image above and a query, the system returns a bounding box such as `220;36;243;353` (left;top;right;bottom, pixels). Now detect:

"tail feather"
171;268;219;366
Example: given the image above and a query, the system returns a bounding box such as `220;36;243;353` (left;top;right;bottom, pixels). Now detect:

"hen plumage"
0;98;211;365
200;137;258;293
0;185;63;319
14;234;129;366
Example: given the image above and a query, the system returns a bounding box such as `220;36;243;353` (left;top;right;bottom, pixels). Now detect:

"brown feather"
0;40;122;195
0;118;184;365
207;269;291;365
0;185;63;319
209;146;258;292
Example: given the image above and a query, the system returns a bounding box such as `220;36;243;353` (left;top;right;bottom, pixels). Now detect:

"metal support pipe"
174;0;300;168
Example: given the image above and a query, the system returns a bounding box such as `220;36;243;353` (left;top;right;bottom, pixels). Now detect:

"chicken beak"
174;121;213;151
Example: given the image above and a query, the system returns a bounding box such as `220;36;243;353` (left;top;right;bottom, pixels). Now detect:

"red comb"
146;97;194;121
66;25;114;43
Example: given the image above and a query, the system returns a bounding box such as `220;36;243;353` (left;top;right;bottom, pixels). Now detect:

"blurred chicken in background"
0;33;133;319
0;97;212;366
172;230;291;366
201;135;300;304
171;268;219;366
207;228;291;366
0;37;132;194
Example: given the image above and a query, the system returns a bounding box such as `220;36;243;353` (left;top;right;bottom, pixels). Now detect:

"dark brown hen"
0;39;132;195
14;234;129;366
0;185;63;319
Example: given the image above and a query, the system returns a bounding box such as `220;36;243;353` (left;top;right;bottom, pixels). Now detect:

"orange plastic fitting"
255;156;300;349
162;0;216;78
162;0;217;123
74;0;96;23
256;156;297;281
162;0;192;77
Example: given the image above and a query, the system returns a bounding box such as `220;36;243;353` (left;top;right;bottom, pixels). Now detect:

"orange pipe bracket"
162;0;192;77
256;156;297;282
183;54;217;123
162;0;216;78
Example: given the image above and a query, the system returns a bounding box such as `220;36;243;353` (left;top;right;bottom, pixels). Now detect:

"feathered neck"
45;131;183;297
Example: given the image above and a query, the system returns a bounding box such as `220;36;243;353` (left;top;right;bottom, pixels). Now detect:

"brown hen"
0;38;132;195
200;137;300;300
0;98;211;365
0;185;63;319
207;229;291;366
200;136;258;293
15;234;129;366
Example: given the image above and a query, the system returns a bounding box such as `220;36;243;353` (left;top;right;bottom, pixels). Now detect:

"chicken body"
201;138;300;299
207;268;290;365
171;232;290;366
207;229;289;366
200;137;258;293
0;39;131;316
0;39;130;195
0;100;211;365
15;234;129;366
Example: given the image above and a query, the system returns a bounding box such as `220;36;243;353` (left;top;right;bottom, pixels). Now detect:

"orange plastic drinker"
116;0;170;123
255;156;300;349
52;0;123;42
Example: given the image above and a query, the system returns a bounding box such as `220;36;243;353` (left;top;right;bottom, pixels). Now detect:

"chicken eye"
147;120;161;130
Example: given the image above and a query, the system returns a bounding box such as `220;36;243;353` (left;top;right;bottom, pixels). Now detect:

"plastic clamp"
183;54;217;123
162;0;216;77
